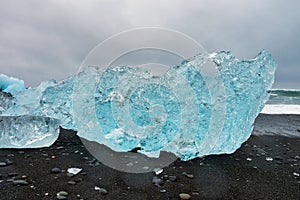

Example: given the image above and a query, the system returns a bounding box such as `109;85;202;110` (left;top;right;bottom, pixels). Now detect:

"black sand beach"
0;114;299;200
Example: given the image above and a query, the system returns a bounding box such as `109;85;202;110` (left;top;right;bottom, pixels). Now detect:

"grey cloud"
0;0;299;88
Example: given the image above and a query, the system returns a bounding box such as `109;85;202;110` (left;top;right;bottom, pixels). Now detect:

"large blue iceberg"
0;50;276;160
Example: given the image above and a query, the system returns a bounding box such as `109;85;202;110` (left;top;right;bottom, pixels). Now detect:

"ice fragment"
0;115;60;148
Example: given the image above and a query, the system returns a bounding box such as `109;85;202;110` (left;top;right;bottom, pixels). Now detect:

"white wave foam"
261;104;300;114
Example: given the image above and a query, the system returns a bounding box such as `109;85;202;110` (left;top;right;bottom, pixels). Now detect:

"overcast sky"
0;0;299;89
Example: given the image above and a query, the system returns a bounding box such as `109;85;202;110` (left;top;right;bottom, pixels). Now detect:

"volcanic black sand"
0;114;299;200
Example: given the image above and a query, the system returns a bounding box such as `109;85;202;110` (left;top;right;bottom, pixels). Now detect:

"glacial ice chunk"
0;74;25;93
0;115;60;148
0;50;276;161
73;50;276;160
1;78;76;130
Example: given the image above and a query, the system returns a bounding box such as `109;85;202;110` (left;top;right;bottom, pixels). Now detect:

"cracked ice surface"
0;50;276;160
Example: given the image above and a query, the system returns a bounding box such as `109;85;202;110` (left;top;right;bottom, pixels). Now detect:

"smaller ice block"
0;115;60;148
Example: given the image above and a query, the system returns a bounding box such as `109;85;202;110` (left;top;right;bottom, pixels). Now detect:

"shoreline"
0;114;299;199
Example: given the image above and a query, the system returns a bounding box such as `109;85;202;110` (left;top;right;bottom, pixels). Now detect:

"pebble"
275;160;283;165
21;175;27;179
51;168;61;174
160;189;167;193
246;158;252;161
56;146;64;150
179;193;191;199
0;162;7;167
153;168;163;175
8;173;18;177
13;180;29;186
169;175;177;182
293;172;299;177
275;156;283;160
266;157;273;161
152;176;164;186
182;172;194;179
57;191;68;199
6;160;13;165
68;181;76;185
99;188;108;195
287;158;297;162
67;168;82;175
95;186;108;194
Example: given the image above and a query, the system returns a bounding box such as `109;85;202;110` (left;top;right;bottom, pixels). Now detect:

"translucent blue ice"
0;50;276;160
0;74;25;93
0;115;60;148
2;78;76;130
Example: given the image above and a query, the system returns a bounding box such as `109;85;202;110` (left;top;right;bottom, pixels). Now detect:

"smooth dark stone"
168;175;177;182
6;160;13;165
152;176;164;186
13;180;28;186
99;188;108;195
51;168;61;174
67;181;76;185
8;173;18;177
57;191;68;199
275;156;283;160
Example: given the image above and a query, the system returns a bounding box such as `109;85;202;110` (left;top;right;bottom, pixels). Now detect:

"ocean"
262;89;300;114
254;89;300;138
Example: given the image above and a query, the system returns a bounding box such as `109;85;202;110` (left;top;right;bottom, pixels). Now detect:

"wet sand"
0;114;300;199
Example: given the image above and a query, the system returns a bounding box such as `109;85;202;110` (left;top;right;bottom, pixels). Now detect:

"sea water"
262;89;300;114
255;89;300;137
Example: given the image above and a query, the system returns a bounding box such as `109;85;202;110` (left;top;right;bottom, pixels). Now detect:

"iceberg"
0;50;276;161
0;115;60;148
0;74;25;93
